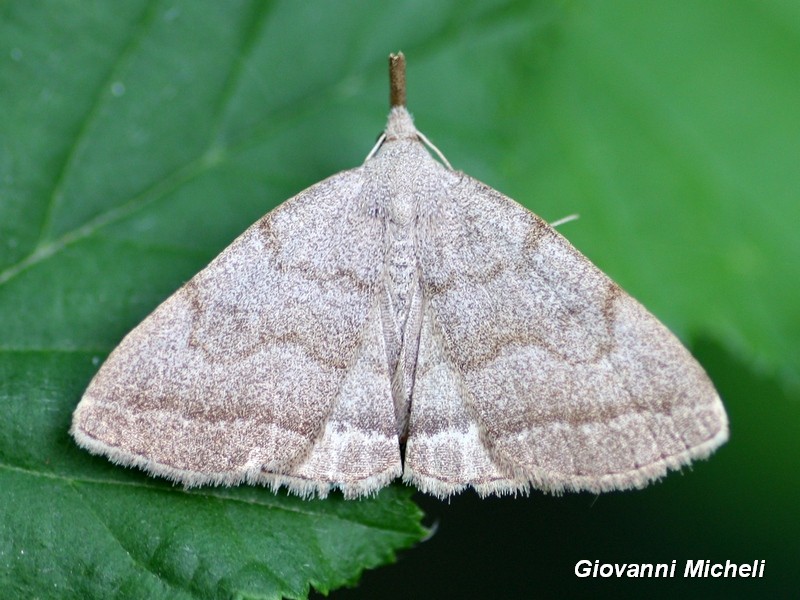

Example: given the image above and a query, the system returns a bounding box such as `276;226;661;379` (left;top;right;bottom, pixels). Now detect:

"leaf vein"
68;479;197;599
35;0;165;248
0;462;419;536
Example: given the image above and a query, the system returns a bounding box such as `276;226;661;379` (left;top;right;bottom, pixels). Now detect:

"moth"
72;53;728;499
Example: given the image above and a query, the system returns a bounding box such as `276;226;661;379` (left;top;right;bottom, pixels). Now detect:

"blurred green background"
1;1;798;598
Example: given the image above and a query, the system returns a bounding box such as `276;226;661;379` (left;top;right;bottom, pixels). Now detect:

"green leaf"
509;0;800;389
0;2;435;598
2;0;798;597
399;0;800;389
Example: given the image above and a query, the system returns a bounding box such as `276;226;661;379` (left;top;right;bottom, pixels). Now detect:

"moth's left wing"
72;169;401;498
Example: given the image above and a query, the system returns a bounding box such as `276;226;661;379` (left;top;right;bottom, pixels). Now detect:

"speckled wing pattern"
406;171;728;496
72;106;728;499
72;170;402;499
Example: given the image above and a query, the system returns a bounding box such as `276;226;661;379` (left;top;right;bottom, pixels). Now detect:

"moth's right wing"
408;173;728;497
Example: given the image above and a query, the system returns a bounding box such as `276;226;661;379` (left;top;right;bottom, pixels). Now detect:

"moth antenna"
550;214;580;228
365;133;386;161
417;130;453;170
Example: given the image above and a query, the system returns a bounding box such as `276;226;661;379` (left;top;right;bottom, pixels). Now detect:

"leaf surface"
1;0;797;597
